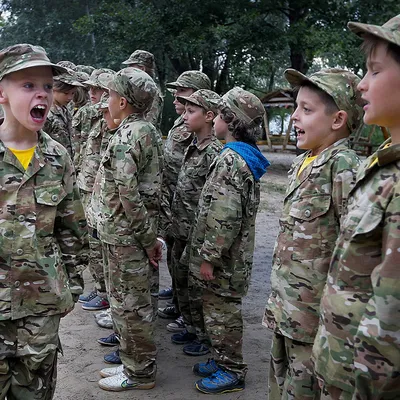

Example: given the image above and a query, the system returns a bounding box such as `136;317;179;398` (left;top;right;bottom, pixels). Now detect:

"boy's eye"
303;107;310;112
23;83;34;89
44;84;53;91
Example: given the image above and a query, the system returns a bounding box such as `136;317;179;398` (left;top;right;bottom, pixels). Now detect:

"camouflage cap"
84;68;115;89
76;64;95;75
284;68;363;132
75;71;90;84
57;60;77;71
177;89;221;114
95;92;109;111
221;87;265;124
54;70;84;87
166;70;211;91
122;50;155;70
0;44;67;81
107;67;157;111
348;14;400;49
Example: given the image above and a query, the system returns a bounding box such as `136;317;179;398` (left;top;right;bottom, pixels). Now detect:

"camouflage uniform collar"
119;112;145;126
172;114;184;128
375;139;400;166
0;130;64;156
192;133;216;150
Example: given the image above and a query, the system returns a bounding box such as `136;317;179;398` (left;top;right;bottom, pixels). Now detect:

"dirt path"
55;150;295;400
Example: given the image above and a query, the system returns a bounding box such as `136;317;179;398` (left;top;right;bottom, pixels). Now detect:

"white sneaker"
167;316;186;332
100;364;124;378
98;372;155;391
95;308;111;320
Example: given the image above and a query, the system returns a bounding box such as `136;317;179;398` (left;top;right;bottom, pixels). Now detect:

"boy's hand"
200;261;215;281
146;241;162;268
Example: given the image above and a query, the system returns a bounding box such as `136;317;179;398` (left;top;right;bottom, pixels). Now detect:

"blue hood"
223;142;270;181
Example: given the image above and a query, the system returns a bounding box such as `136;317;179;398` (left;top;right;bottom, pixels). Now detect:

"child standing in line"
312;15;400;400
189;87;270;394
0;43;88;399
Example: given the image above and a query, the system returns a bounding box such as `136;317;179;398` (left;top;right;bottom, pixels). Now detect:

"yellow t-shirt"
9;146;36;170
298;155;317;176
369;142;391;168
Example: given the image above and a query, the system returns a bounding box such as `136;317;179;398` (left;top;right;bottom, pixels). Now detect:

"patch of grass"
261;181;287;194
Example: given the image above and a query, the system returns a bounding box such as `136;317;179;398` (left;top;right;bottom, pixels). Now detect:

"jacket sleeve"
198;157;243;267
352;193;400;399
55;156;88;298
112;137;158;249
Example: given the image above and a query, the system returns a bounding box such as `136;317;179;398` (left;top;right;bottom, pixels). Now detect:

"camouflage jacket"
91;113;162;248
158;115;193;238
76;117;110;193
72;104;102;172
44;104;74;159
263;138;360;343
170;133;223;241
312;139;400;397
145;87;163;129
188;148;261;297
0;131;88;320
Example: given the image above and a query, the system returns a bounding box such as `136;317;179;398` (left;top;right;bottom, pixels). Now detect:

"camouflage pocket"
288;194;335;261
34;184;67;237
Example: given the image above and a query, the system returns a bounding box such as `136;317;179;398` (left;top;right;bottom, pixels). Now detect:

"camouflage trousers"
103;243;157;382
202;288;247;380
172;238;206;340
166;234;178;309
269;333;320;400
319;383;352;400
0;315;61;400
80;191;106;294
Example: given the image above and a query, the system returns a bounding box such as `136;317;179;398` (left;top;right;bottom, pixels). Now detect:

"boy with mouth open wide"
262;68;363;399
0;44;88;399
312;15;400;400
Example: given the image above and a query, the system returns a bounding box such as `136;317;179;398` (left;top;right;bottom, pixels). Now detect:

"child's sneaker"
171;329;197;344
183;340;210;356
104;349;122;364
158;287;173;300
78;290;97;303
193;359;219;377
94;309;111;320
157;305;179;319
97;332;119;346
96;314;113;329
195;368;245;394
98;372;155;391
166;316;185;332
100;364;124;378
82;295;110;311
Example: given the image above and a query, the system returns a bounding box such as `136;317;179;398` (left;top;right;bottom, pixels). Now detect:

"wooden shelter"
260;89;295;150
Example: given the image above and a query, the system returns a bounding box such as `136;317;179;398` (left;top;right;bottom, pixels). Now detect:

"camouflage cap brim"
348;15;400;48
1;60;67;81
176;95;201;107
284;69;310;88
54;73;84;87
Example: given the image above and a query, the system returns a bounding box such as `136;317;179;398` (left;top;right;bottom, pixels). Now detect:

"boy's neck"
389;126;400;145
0;116;38;149
194;124;213;141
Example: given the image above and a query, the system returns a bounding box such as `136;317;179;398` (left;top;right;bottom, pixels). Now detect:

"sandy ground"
55;149;295;400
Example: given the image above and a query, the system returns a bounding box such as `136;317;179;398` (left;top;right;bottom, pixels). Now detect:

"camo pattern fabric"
312;140;400;398
44;104;74;159
263;139;360;343
0;130;88;321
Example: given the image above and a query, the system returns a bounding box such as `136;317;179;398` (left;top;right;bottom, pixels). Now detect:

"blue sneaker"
82;295;110;311
78;290;97;304
183;340;210;356
171;329;197;345
104;349;121;364
97;332;119;346
158;287;173;300
193;359;219;377
195;368;245;394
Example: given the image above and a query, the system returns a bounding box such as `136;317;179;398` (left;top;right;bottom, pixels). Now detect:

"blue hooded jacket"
223;142;270;181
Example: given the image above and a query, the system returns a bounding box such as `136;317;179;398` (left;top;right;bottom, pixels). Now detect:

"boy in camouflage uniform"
262;68;363;399
90;67;163;391
72;68;114;174
168;89;223;357
0;44;88;399
312;15;400;400
190;88;270;394
43;70;83;159
122;50;163;129
157;70;212;325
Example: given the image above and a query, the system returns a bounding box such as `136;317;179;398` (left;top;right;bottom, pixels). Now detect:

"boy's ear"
119;96;128;111
205;110;215;123
332;110;348;131
0;84;8;105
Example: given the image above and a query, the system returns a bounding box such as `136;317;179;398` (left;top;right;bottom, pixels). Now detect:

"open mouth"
30;104;47;122
296;128;305;136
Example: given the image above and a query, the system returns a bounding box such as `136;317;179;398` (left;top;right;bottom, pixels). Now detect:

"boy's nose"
357;76;367;92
